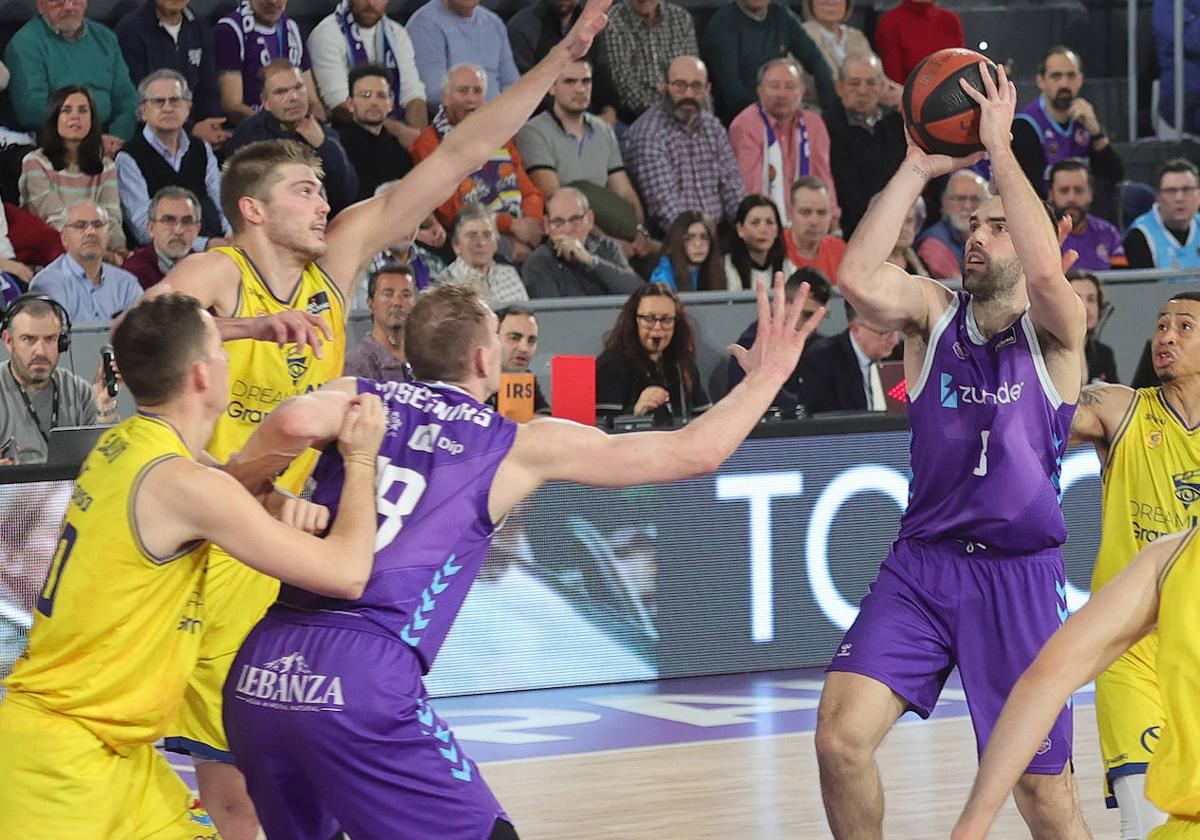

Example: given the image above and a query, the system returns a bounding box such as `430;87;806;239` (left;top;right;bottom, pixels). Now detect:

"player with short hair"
221;274;825;839
953;526;1200;840
1058;290;1200;837
148;2;616;833
814;65;1090;838
0;293;383;838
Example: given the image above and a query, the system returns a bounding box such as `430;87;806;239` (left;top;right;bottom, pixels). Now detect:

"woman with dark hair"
1068;269;1119;383
18;86;126;256
596;282;712;426
725;194;789;290
648;211;725;291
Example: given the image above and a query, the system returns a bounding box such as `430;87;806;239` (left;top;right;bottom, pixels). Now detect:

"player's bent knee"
1013;769;1083;836
489;818;520;839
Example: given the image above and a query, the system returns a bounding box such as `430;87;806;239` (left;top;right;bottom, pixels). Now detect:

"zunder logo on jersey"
232;650;347;711
939;373;1024;408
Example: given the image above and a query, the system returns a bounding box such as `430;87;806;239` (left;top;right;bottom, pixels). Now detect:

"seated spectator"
214;0;323;125
596;282;711;425
486;304;550;413
4;203;65;269
508;0;578;74
725;194;789;290
1152;0;1199;135
6;0;139;157
623;56;746;234
114;0;230;150
1068;269;1118;384
1008;47;1123;196
438;204;529;307
876;193;929;275
0;207;35;295
725;266;831;410
339;65;415;202
344;260;416;381
596;0;697;126
729;58;837;225
783;176;845;278
406;0;518;109
116;70;229;250
411;64;544;261
515;59;652;257
225;60;358;215
19;87;127;258
307;0;428;148
700;0;835;123
915;169;987;281
800;0;899;107
30;201;142;323
873;0;964;86
122;186;204;291
523;187;643;297
0;294;118;464
649;210;726;291
1048;158;1126;272
824;53;906;237
796;299;900;414
1124;158;1200;274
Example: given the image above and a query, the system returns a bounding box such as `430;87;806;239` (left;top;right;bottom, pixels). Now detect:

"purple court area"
163;667;1095;791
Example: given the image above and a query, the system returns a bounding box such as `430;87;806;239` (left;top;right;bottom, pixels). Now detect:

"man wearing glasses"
1124;158;1200;276
31;202;143;323
623;55;745;236
915;169;989;281
116;69;230;252
522;187;643;297
122;187;206;292
337;64;415;202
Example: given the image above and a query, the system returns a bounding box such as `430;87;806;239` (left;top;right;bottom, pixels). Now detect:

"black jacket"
796;330;868;415
823;100;906;238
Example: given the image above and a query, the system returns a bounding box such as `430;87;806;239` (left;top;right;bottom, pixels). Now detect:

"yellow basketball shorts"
165;546;279;761
1150;816;1200;839
1096;631;1163;808
0;694;219;839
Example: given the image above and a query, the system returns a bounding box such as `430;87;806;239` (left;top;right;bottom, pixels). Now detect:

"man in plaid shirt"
622;55;746;235
597;0;698;125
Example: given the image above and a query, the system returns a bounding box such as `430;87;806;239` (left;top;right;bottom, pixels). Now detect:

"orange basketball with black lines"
902;48;1000;156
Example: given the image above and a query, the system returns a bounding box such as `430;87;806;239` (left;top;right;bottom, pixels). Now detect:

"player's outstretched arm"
1069;382;1135;455
139;394;385;599
321;0;613;291
489;275;825;519
961;63;1086;356
837;133;973;335
951;530;1179;840
149;253;333;355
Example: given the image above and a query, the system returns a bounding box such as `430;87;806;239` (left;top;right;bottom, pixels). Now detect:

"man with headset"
0;294;119;465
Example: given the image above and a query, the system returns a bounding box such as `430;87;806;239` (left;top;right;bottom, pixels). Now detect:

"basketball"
902;48;1000;157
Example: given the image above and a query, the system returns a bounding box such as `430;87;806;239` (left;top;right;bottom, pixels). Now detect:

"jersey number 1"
973;430;991;477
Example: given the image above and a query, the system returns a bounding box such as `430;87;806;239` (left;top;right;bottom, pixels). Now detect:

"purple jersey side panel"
900;291;1075;553
278;380;517;672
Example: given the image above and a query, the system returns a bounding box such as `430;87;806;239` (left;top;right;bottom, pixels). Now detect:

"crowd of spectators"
0;0;1195;443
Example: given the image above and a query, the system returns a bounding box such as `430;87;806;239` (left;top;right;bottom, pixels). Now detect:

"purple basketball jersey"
1063;214;1126;272
900;291;1075;553
214;13;310;107
278;380;517;672
1015;95;1093;192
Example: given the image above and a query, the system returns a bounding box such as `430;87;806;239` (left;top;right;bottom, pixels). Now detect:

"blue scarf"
335;0;405;119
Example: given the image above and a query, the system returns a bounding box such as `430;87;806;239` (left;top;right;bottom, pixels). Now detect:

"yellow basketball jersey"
1094;388;1200;592
206;246;346;494
1147;527;1200;818
3;414;208;753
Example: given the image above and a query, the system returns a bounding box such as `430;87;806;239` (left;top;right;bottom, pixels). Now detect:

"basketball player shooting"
814;63;1090;838
218;275;824;839
953;527;1200;840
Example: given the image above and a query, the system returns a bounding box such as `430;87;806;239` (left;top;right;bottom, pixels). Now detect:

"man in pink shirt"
729;57;838;224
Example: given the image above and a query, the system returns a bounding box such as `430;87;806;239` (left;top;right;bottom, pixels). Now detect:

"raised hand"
959;61;1017;154
559;0;613;60
728;272;826;379
337;394;386;464
902;122;985;183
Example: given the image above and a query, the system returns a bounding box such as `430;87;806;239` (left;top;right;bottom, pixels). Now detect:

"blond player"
146;2;614;835
953;526;1200;839
1066;290;1200;837
0;294;383;838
